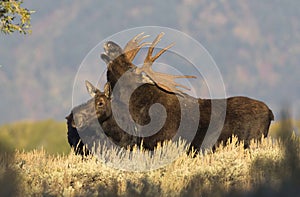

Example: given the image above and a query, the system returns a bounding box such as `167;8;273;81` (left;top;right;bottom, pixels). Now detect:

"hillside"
0;1;300;124
0;119;69;154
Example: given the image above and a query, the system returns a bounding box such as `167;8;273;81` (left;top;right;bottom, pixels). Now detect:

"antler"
135;32;196;94
101;32;150;65
123;32;151;62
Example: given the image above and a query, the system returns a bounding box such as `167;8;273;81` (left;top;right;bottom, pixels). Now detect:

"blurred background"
0;0;299;153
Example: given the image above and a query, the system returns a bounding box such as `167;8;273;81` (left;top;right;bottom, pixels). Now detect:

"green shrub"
0;119;70;154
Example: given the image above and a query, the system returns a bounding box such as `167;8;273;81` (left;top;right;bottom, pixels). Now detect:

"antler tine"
145;32;164;62
150;72;196;94
152;43;175;62
132;32;147;42
127;41;152;61
135;32;150;43
135;32;197;95
145;32;175;63
172;75;196;79
124;32;151;62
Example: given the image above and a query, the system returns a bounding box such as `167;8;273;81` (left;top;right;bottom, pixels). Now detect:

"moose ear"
100;53;110;64
65;113;76;127
104;82;111;99
85;80;98;98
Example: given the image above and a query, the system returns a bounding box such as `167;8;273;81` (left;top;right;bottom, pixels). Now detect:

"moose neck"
107;54;135;90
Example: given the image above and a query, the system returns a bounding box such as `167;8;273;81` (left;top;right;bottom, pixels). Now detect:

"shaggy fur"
72;80;273;154
65;113;89;156
66;40;274;155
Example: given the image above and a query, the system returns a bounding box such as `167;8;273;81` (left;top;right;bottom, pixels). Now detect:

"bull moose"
66;33;274;155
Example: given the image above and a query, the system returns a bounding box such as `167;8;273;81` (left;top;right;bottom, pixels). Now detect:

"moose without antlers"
66;33;274;155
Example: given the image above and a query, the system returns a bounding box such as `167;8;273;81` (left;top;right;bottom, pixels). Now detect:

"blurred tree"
0;0;33;34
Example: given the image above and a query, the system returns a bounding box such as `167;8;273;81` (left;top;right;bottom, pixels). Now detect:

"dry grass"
1;135;300;197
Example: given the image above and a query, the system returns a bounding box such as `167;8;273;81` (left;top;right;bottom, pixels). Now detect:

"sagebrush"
1;135;300;196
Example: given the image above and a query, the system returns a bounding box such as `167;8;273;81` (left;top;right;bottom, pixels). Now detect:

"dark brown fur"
101;41;274;153
65;113;89;156
79;79;274;154
66;40;274;155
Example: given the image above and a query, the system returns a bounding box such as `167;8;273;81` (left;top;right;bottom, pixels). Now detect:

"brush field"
1;134;300;196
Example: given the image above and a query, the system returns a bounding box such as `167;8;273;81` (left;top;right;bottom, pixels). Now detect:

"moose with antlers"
66;33;274;156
